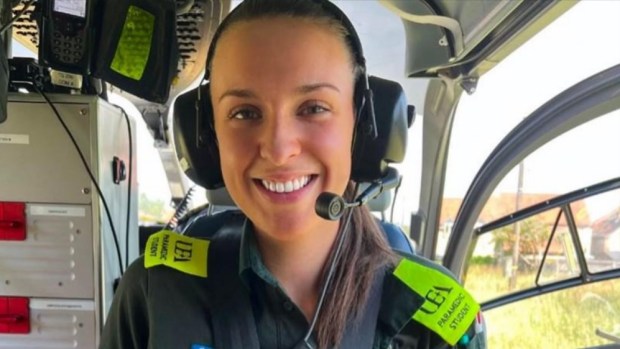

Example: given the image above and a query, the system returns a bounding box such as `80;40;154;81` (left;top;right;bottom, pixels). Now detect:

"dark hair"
205;0;364;80
321;183;398;348
208;1;397;347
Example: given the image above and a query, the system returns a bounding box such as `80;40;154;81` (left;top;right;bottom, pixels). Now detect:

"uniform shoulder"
387;254;482;347
111;255;149;304
392;252;459;282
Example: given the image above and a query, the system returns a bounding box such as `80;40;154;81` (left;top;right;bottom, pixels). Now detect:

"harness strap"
187;211;385;349
338;268;385;349
209;232;261;349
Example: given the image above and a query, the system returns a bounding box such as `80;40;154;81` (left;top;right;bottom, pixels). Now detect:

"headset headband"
204;0;368;83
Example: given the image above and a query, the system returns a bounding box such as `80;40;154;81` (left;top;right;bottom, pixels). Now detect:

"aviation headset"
173;0;410;190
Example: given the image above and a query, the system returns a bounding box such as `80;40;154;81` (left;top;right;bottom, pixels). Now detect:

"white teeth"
261;176;311;193
284;181;293;192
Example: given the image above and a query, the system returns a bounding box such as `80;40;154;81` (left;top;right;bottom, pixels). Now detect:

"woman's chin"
252;213;334;243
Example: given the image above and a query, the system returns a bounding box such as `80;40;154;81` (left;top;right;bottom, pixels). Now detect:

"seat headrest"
173;76;411;189
206;187;236;207
359;183;393;213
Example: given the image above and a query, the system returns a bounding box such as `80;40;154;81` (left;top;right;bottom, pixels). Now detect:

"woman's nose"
259;115;302;166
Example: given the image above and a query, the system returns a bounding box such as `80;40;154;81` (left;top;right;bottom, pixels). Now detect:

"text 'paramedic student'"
100;0;486;348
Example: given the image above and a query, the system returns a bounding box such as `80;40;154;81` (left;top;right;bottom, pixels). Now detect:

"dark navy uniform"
100;217;486;349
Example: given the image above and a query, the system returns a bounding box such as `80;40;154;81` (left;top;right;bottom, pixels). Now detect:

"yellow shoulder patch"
393;258;480;346
144;230;210;278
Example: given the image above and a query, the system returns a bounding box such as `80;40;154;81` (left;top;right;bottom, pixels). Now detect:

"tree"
139;193;167;223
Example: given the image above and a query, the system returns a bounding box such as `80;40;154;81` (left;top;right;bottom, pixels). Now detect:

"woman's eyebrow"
218;83;340;102
296;83;341;94
218;89;257;102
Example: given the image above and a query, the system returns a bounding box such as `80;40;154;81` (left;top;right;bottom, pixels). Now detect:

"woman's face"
210;17;356;242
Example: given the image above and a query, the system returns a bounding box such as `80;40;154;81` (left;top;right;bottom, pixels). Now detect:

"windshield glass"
338;2;427;234
439;0;620;259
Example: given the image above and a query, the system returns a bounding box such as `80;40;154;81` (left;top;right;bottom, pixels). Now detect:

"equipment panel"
0;94;137;348
0;298;95;348
0;204;93;299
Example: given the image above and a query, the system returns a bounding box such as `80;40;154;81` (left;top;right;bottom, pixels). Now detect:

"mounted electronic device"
37;0;96;76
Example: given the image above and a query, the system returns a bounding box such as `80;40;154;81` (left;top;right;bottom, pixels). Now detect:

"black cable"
303;209;355;348
0;0;36;35
390;174;403;222
107;102;134;269
166;186;196;231
108;103;134;270
33;84;125;275
302;184;360;348
120;108;133;270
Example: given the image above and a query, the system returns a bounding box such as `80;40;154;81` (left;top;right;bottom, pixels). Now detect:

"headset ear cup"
173;83;225;190
351;76;409;182
199;83;225;189
351;77;369;180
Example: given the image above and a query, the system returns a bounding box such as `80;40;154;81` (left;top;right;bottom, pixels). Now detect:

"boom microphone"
315;167;400;221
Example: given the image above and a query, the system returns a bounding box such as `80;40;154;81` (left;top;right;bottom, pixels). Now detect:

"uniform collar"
238;220;280;288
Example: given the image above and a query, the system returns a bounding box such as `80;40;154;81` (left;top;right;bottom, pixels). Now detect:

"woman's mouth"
260;175;312;193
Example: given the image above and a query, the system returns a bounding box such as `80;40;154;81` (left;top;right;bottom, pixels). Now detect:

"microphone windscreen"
315;192;346;221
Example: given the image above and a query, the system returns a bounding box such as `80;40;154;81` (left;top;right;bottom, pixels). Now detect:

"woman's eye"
299;103;329;116
229;108;260;120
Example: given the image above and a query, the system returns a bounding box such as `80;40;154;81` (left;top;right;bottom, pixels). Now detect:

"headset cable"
33;82;125;276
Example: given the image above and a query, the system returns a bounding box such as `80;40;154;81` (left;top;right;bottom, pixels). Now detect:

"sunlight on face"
210;17;356;242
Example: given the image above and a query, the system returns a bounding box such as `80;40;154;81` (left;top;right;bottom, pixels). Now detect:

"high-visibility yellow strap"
110;5;154;80
393;258;480;345
144;230;209;278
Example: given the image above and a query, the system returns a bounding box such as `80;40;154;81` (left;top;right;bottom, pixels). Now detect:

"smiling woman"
210;15;363;344
99;1;485;349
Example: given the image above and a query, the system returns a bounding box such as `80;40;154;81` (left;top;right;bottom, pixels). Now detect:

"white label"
30;299;95;311
29;205;86;217
54;0;86;18
50;70;83;89
0;134;29;144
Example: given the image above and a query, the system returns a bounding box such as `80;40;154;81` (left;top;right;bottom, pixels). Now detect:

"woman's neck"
255;222;339;320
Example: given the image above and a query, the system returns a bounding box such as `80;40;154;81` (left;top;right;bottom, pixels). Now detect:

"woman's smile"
259;175;312;194
253;174;318;204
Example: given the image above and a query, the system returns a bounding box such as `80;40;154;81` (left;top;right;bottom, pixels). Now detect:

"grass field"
464;265;620;348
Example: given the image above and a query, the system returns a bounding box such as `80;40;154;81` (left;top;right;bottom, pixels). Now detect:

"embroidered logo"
144;230;209;277
393;258;480;346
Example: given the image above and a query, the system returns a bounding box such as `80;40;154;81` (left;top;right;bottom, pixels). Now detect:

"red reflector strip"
0;202;26;240
0;297;30;334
